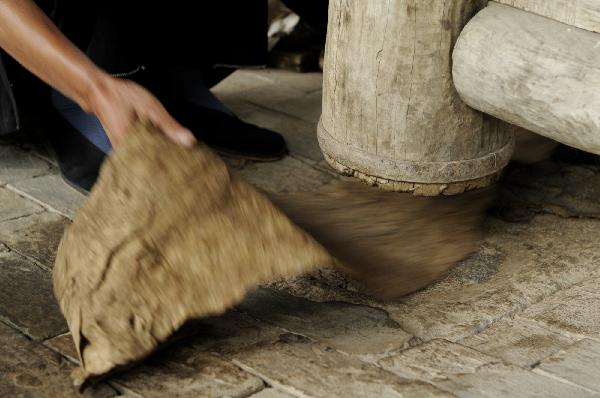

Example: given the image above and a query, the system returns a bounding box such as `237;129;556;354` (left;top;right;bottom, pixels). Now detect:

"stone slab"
114;352;264;398
0;145;54;185
380;215;600;341
46;329;266;398
226;69;324;94
0;322;114;398
249;388;294;398
536;339;600;393
152;312;451;398
232;336;451;398
459;317;578;367
44;333;80;364
0;211;69;269
0;188;43;222
237;156;333;193
213;69;323;123
0;251;67;340
239;288;413;358
501;161;600;219
8;174;85;219
266;214;600;344
379;340;595;397
520;279;600;340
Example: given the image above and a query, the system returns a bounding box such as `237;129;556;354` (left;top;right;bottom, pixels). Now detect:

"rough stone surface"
238;155;333;193
45;329;268;398
239;288;413;358
0;322;115;398
270;213;600;343
0;211;69;269
448;244;504;284
379;340;595;397
1;68;600;397
44;333;80;364
520;279;600;340
178;312;451;398
0;187;43;222
8;174;86;219
379;215;600;341
234;341;451;398
459;318;578;368
500;160;600;219
249;388;294;398
114;352;264;398
535;339;600;393
233;69;324;94
0;144;54;185
379;339;502;380
0;250;67;340
213;70;323;123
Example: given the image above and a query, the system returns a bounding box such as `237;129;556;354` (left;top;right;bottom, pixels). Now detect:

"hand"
86;75;197;148
0;0;194;148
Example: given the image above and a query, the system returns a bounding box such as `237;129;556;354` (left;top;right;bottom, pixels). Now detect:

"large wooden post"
319;0;515;196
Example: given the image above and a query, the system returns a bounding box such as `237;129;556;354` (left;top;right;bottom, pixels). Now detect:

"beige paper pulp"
53;124;489;385
53;124;334;384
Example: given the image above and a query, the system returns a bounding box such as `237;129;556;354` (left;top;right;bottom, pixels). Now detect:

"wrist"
77;70;113;115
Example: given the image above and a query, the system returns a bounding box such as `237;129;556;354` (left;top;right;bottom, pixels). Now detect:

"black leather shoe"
165;99;288;161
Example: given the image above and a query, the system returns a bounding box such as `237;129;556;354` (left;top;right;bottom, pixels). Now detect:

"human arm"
0;0;196;147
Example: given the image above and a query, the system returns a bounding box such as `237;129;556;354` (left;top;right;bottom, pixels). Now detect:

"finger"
145;102;196;147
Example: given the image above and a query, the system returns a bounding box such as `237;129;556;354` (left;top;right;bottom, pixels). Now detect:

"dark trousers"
51;1;269;77
1;0;329;134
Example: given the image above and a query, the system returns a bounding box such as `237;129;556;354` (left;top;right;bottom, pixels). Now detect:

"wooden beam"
496;0;600;33
453;2;600;154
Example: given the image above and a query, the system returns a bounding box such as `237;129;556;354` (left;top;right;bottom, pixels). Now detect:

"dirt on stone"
53;123;491;386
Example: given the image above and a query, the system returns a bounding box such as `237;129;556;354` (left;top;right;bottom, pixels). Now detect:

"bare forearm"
0;0;195;147
0;0;107;111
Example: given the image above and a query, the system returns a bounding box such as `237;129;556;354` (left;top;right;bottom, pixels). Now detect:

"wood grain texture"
319;0;513;192
496;0;600;33
453;2;600;154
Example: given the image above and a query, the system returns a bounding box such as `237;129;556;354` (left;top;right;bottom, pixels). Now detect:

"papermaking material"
53;123;334;385
272;182;490;300
53;123;489;386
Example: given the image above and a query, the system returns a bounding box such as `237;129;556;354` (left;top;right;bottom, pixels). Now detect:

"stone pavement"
1;69;600;397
